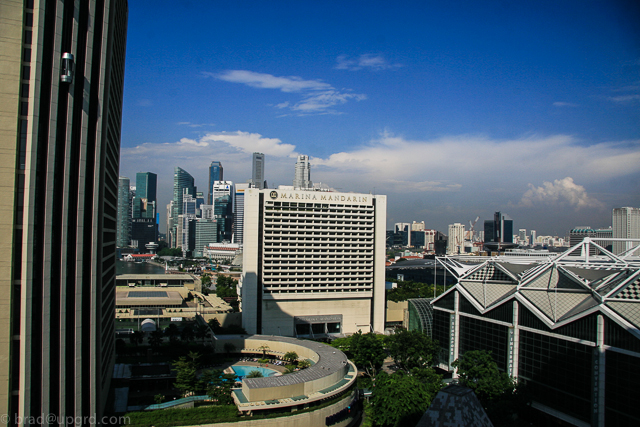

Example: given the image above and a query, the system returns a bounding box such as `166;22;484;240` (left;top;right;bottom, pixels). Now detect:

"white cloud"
177;122;216;128
120;131;640;234
335;54;402;71
206;70;366;114
209;70;331;93
608;94;640;103
553;102;578;107
519;177;603;209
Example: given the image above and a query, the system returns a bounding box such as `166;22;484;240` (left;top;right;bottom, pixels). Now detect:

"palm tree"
195;325;209;344
149;330;164;349
247;370;263;378
283;351;299;364
258;344;270;358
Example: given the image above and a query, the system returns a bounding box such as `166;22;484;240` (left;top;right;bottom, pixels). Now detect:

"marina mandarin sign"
269;190;371;204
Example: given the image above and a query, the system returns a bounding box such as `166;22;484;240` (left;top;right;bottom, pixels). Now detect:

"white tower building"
293;155;312;190
612;207;640;255
242;188;387;336
447;223;466;255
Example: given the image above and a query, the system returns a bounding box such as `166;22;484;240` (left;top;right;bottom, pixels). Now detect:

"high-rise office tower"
447;223;465;255
208;161;223;204
483;211;515;251
0;0;128;420
293;154;312;189
530;230;537;245
612;207;640;255
135;171;157;205
117;177;131;247
242;189;387;335
233;183;250;244
171;167;196;246
213;181;233;242
194;219;218;258
250;152;266;189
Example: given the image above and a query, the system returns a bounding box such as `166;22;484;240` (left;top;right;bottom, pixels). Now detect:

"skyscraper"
233;183;250;244
171;167;196;246
250;152;266;189
0;0;128;420
293;154;312;189
213;181;233;242
483;211;515;251
447;223;465;255
208;161;223;204
135;171;157;205
612;207;640;255
242;189;387;335
117;177;131;247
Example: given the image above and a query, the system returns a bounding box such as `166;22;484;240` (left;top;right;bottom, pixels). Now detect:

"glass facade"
208;161;223;204
459;316;509;370
518;330;593;423
605;350;640;425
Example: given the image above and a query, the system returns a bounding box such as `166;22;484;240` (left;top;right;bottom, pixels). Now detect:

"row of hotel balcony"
263;248;373;261
264;264;373;270
262;275;374;283
264;287;373;293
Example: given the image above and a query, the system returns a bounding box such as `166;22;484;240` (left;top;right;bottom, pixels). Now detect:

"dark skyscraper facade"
208;161;223;204
0;0;128;421
136;171;157;204
483;211;514;251
250;152;265;189
170;167;196;247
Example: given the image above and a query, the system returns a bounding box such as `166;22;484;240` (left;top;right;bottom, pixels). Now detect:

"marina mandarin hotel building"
241;189;387;337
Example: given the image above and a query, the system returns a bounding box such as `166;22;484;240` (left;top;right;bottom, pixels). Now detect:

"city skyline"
118;1;640;235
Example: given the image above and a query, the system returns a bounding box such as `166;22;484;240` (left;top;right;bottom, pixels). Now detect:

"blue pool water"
231;365;278;380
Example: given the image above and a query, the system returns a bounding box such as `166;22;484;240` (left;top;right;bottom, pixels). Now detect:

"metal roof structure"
433;237;640;333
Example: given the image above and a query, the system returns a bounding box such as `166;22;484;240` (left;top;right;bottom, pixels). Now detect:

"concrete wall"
202;391;358;427
386;300;408;323
261;297;374;336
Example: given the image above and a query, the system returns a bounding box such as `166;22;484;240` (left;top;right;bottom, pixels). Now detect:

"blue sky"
120;0;640;236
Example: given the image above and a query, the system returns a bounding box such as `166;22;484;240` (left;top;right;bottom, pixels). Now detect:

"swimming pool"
231;365;278;380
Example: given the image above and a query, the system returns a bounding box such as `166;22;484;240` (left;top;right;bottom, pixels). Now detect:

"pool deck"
223;360;287;375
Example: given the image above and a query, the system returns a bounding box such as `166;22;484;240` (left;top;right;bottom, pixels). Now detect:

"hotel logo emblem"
269;191;278;199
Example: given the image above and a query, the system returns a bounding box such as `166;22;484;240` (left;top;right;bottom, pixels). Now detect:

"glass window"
295;323;310;335
312;323;325;335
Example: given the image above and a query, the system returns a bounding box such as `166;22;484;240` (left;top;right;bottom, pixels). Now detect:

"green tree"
385;329;439;371
331;331;385;377
154;394;165;404
149;329;164;349
247;370;263;378
129;330;143;346
298;359;311;369
283;351;298;364
195;325;209;343
172;356;198;396
370;370;437;427
452;350;514;402
223;342;236;355
201;275;212;287
200;369;237;405
165;323;180;343
258;345;270;358
215;275;239;299
180;325;195;342
208;317;222;333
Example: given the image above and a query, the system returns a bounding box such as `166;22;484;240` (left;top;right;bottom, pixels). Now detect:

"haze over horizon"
119;1;640;236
